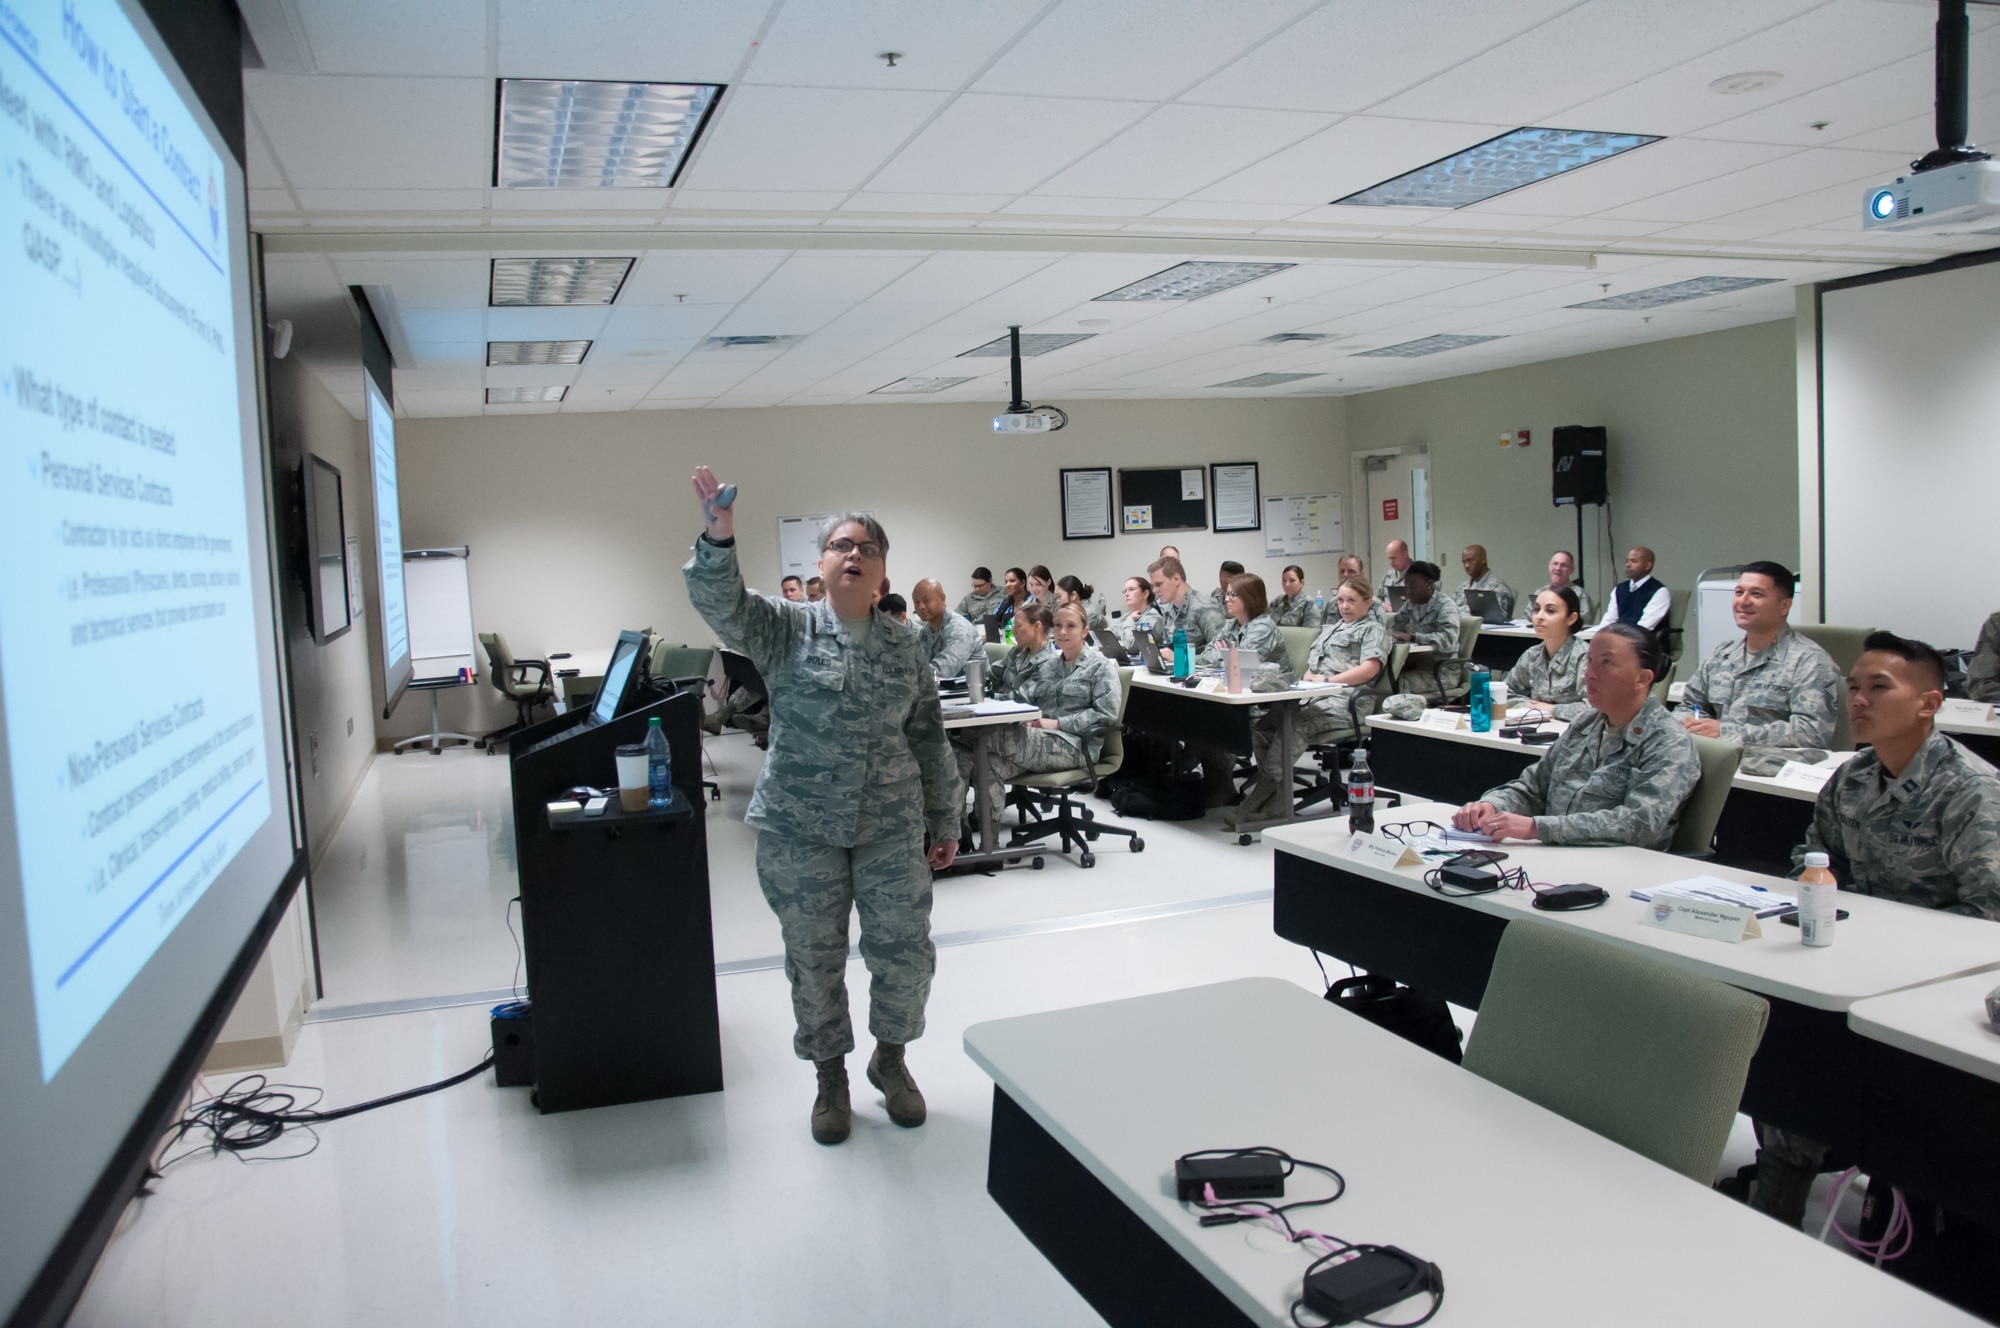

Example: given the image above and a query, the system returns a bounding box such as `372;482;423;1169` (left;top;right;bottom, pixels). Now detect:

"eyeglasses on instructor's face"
826;537;885;560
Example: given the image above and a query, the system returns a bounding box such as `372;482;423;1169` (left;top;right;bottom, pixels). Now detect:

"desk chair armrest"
506;659;552;687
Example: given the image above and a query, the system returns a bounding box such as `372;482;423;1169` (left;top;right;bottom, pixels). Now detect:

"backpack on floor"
1324;973;1464;1063
1105;778;1208;821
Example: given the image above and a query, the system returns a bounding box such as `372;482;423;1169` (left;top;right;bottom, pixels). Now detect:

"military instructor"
684;468;958;1146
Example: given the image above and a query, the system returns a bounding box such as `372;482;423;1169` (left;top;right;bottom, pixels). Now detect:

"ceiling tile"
868;93;1151;194
870;254;1056;303
297;188;488;213
295;0;488;77
1197;116;1510;206
600;304;736;339
404;342;487;369
333;258;490;307
1035;104;1336;200
669;189;853;211
680;86;952;192
1595;145;1910;222
485;307;613;339
743;0;1048;91
995;196;1166;217
247;74;491;189
838;192;1015;213
496;0;768;81
399;309;489;343
618;253;787;304
1451;137;1789;221
974;0;1317;101
751;253;927;302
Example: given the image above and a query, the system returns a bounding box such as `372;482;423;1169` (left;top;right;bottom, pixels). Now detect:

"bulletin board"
1117;466;1209;533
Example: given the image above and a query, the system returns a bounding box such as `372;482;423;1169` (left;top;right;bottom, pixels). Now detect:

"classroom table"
944;700;1040;871
1265;803;2000;1228
1848;971;2000;1087
1469;621;1537;671
1936;698;2000;764
965;977;1976;1328
547;646;612;713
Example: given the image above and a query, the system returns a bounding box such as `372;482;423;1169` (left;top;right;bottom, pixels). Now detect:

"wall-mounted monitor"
365;375;412;716
301;455;352;644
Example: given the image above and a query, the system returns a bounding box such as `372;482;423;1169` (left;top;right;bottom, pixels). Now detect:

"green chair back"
649;642;715;695
1796;624;1874;750
1463;922;1769;1183
1671;735;1742;857
1278;624;1319;676
985;641;1009;667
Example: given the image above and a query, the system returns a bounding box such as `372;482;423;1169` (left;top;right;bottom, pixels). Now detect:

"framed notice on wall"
1060;468;1113;540
1211;462;1260;532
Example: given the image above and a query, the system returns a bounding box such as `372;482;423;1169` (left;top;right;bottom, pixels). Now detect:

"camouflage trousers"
1248;691;1373;794
952;726;1085;825
754;832;936;1062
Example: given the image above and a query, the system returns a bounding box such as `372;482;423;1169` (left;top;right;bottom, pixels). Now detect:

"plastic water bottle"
1469;666;1491;733
1315;589;1325;613
1172;628;1191;678
1798;851;1837;947
645;716;672;808
1003;621;1014;647
1225;643;1243;694
1347;748;1375;834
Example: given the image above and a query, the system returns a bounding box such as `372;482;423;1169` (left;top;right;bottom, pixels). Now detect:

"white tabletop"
1479;623;1539;640
942;700;1039;730
1848;971;2000;1085
965;978;1976;1328
1730;750;1859;804
1265;800;2000;1011
548;646;612;679
1936;699;2000;738
1129;672;1347;707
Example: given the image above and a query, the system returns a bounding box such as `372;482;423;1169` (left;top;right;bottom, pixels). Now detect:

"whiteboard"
778;514;835;582
404;547;477;682
1262;494;1342;558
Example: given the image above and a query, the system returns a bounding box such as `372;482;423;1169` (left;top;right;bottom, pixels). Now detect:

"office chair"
1006;673;1144;868
476;632;553;753
1795;624;1875;751
1664;588;1691;668
1462;922;1768;1184
1408;615;1482;704
1293;642;1411;812
1670;735;1743;858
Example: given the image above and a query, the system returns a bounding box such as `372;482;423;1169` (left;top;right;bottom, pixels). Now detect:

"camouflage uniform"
1111;606;1162;650
1506;635;1589;721
1794;730;2000;920
1258;615;1391;771
1481;697;1700;850
1270;592;1323;629
1532;581;1594;621
954;647;1120;816
956;587;1006;622
1156;591;1226;652
683;535;956;1061
1677;626;1840;754
1968;612;2000;703
918;611;983;680
1373;566;1407;607
1391;595;1465;696
1197;613;1296;686
990;640;1057;700
1083;592;1110;630
1456;571;1518;620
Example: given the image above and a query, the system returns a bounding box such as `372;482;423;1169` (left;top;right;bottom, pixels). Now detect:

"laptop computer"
1137;635;1172;675
1462;588;1508;625
983;614;1004;643
1093;628;1131;664
1386;584;1408;611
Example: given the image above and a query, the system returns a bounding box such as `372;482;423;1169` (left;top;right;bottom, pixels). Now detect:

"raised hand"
691;466;735;542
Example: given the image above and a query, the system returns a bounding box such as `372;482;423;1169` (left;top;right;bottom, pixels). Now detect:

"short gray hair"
818;512;890;556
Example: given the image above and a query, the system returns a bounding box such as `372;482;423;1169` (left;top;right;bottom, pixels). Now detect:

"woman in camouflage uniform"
1507;586;1590;721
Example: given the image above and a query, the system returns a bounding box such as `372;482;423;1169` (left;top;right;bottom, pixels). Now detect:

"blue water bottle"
1172;628;1191;678
1469;666;1491;733
645;715;672;808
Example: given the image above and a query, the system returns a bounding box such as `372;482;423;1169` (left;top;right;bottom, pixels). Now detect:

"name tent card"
1639;896;1763;943
1343;833;1424;871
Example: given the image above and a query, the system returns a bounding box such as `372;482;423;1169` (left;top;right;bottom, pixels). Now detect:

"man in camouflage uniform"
1967;610;2000;703
1455;623;1699;851
1532;549;1593;621
955;566;1006;622
1676;562;1839;767
1389;562;1465;698
1750;633;2000;1230
1147;555;1225;652
912;578;982;680
1373;539;1412;609
954;603;1119;820
684;469;957;1146
1454;544;1518;620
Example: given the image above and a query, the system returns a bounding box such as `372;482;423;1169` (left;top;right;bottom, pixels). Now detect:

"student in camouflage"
1454;623;1700;851
1197;573;1295;682
1507;586;1590;721
1111;575;1161;651
1532;549;1593;621
990;602;1059;698
1235;577;1389;827
912;578;982;680
1055;575;1108;630
953;603;1120;820
1269;564;1323;628
1389;562;1465;696
1751;632;2000;1230
956;567;1006;622
1147;555;1225;651
1454;544;1518;620
1676;563;1840;760
1967;611;2000;703
1373;539;1411;608
683;469;957;1147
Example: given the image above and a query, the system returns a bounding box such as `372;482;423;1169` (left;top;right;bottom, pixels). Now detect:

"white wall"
381;398;1348;743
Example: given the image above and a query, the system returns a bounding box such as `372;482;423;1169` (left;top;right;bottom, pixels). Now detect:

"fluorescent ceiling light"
870;377;973;395
1566;276;1781;311
487;339;592;366
490;257;633;306
958;332;1095;357
496;79;722;188
1211;373;1321;389
1334;128;1660;209
487;386;568;403
1093;261;1294;302
700;335;802;350
1258;332;1333;344
1353;334;1505;359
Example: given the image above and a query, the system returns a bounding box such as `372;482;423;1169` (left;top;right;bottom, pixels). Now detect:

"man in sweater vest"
1596;546;1669;638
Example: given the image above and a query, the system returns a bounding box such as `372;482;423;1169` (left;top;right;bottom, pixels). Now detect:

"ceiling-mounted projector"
1861;0;1998;232
991;325;1068;434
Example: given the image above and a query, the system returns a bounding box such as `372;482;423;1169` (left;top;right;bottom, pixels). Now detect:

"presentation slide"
0;0;269;1079
366;377;409;684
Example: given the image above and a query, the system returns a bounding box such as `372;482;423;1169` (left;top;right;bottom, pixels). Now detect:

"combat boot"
811;1057;850;1145
867;1042;927;1128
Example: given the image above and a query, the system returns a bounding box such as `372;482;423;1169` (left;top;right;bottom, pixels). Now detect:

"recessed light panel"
1566;276;1781;311
490;257;633;306
1093;261;1294;302
487;339;592;366
497;79;722;188
487;386;569;404
1334;127;1660;209
1211;373;1321;388
1352;334;1505;359
870;377;974;395
959;332;1096;357
700;335;802;350
1259;332;1333;344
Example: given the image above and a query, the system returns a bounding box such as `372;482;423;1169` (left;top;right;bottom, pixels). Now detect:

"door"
1364;453;1431;571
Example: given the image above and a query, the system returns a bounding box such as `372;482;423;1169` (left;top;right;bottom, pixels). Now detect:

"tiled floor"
72;732;1855;1325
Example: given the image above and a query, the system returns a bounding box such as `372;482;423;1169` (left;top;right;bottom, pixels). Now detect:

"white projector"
1862;159;2000;233
993;411;1054;434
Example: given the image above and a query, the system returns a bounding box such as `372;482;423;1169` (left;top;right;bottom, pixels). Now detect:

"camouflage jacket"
1506;635;1589;721
955;587;1007;622
682;536;956;847
918;611;983;680
1020;647;1122;765
1197;613;1296;689
1112;606;1161;649
1798;731;2000;920
1156;592;1226;652
1270;592;1323;628
1483;697;1700;850
1968;612;2000;704
1373;566;1407;605
1304;616;1391;715
1392;595;1465;692
1679;626;1840;750
1455;571;1518;620
991;640;1058;700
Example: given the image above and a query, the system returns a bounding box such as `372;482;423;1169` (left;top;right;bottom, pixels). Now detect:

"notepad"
1631;875;1796;918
